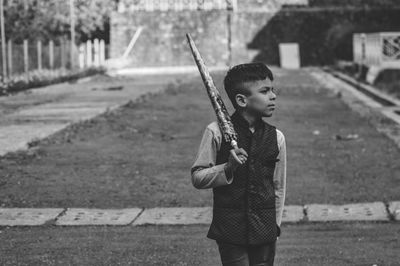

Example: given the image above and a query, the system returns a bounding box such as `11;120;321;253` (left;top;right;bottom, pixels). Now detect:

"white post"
37;40;42;70
145;0;153;11
361;33;366;63
117;1;126;12
70;0;76;69
23;39;29;76
160;0;168;11
86;40;92;66
359;33;366;78
7;39;12;76
78;44;85;69
61;40;66;68
93;38;100;66
99;39;105;65
189;0;196;10
49;40;54;69
0;0;6;80
231;0;238;10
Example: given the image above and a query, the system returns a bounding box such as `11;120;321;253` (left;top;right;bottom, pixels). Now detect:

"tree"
4;0;117;43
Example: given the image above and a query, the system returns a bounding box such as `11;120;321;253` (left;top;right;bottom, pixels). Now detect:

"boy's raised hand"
227;148;248;171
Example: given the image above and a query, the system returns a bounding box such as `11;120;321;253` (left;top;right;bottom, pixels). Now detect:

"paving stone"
55;208;142;226
0;124;67;156
388;201;400;221
281;205;305;223
132;207;212;225
0;208;64;226
306;202;389;222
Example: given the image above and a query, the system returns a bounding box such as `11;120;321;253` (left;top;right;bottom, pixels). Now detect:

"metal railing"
353;32;400;68
117;0;238;12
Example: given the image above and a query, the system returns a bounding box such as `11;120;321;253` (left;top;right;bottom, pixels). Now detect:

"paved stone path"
0;202;398;226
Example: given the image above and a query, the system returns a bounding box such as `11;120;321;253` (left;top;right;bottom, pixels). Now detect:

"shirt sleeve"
274;129;287;226
191;125;234;189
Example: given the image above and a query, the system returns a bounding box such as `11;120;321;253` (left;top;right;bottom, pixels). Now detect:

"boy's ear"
235;94;247;108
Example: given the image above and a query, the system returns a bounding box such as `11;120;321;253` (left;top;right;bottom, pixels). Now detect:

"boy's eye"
260;87;274;94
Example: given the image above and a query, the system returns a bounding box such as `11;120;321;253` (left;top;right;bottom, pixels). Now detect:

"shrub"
0;67;106;96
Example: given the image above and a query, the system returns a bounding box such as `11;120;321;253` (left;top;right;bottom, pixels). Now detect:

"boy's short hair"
224;62;273;109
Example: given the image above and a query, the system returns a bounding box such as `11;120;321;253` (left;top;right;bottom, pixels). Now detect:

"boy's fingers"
230;149;243;164
238;148;248;157
233;148;248;157
238;155;247;162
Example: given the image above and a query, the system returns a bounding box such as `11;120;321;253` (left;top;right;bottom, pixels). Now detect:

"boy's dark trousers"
216;240;276;266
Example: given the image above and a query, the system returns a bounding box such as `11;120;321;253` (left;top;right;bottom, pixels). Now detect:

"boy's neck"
237;110;261;129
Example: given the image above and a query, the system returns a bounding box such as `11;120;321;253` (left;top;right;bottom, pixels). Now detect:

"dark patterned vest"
207;111;280;245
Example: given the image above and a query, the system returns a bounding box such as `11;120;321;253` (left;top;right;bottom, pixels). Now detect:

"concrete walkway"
0;201;398;226
310;69;400;148
0;74;188;156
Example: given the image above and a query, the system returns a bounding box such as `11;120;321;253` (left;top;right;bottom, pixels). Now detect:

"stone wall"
110;10;277;67
111;10;229;67
230;12;276;65
110;5;400;67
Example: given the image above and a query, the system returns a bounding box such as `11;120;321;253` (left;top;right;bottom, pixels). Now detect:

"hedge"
0;67;106;96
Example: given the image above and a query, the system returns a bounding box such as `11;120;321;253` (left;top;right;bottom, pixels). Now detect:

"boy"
191;63;286;266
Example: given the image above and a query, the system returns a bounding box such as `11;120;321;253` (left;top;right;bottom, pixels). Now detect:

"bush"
374;69;400;98
375;69;400;84
0;67;106;96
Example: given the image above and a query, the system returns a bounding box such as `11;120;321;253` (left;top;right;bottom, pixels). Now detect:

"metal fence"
116;0;309;12
353;32;400;68
117;0;238;12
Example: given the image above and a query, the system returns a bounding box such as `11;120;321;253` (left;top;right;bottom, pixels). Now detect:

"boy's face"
238;78;276;117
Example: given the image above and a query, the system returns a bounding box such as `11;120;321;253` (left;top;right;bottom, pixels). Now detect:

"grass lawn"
0;222;399;265
0;69;399;208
